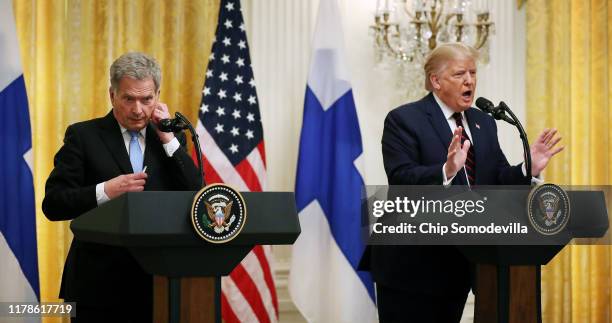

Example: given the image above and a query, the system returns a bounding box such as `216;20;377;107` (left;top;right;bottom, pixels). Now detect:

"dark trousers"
376;283;469;323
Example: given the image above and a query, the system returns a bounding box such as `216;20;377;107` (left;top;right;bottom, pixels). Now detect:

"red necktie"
452;112;476;185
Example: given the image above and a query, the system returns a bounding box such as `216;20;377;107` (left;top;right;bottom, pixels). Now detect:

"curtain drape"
526;0;611;322
12;1;219;321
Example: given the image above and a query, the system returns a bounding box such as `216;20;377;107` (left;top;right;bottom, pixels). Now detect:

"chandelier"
370;0;494;99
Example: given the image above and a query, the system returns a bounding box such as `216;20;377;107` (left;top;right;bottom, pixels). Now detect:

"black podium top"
70;191;300;276
71;191;299;246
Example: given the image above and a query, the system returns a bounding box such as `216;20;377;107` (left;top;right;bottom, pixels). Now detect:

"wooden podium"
71;191;300;323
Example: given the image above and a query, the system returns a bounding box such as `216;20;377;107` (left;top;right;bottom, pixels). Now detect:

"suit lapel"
465;108;485;184
143;124;155;170
98;111;133;174
424;94;467;185
143;123;163;189
425;93;453;151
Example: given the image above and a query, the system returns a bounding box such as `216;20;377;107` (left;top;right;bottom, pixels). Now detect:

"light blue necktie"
129;131;143;173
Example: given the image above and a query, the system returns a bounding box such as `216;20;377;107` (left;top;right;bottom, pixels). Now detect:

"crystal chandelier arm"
453;13;465;42
382;25;404;57
381;13;406;58
474;26;489;49
444;13;457;27
370;25;385;49
371;11;411;60
403;1;415;20
431;0;443;27
473;13;493;50
425;0;444;50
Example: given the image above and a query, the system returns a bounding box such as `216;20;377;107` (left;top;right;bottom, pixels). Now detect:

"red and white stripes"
196;121;277;323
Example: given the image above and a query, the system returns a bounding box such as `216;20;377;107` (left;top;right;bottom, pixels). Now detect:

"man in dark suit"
42;52;201;322
369;43;563;322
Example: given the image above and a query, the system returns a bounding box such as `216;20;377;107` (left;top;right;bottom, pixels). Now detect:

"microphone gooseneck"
158;112;205;188
475;97;532;180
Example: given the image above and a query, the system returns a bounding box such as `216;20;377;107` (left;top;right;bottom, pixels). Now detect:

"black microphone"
475;97;515;125
476;97;532;179
158;114;188;132
493;101;516;125
498;101;512;115
475;97;495;114
157;111;205;187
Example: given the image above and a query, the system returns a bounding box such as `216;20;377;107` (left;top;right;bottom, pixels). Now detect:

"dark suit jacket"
42;111;201;315
368;93;530;297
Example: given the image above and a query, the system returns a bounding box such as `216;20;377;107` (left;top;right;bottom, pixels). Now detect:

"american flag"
195;0;278;322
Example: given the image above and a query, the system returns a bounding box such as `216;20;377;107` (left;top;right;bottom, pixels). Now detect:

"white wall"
242;0;526;321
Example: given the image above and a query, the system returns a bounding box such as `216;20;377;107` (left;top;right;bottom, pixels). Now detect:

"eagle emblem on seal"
191;184;246;243
538;191;561;226
205;200;234;232
527;183;570;236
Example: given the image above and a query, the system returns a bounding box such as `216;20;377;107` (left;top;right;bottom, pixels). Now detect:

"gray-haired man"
43;52;201;322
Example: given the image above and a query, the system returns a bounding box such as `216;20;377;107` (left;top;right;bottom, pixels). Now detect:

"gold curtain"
526;0;611;322
12;1;219;322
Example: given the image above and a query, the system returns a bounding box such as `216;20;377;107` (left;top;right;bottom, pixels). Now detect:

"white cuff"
162;137;180;157
442;163;456;187
96;182;110;206
521;163;543;185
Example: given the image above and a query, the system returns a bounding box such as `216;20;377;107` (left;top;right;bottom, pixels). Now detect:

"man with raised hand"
43;52;201;322
370;43;563;322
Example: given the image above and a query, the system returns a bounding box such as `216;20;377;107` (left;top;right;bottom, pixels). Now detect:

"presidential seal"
527;184;570;235
191;184;247;243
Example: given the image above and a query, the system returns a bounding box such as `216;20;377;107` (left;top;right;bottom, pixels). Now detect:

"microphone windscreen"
158;119;176;132
475;97;494;113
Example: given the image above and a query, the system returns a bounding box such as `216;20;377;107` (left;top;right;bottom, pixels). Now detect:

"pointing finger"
462;139;471;153
449;135;461;152
157;103;169;113
454;126;463;136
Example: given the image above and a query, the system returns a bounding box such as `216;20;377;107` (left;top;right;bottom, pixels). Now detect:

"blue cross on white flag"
289;0;377;322
0;0;41;314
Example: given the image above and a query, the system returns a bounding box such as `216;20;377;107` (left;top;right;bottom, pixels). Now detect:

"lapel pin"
475;123;480;129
